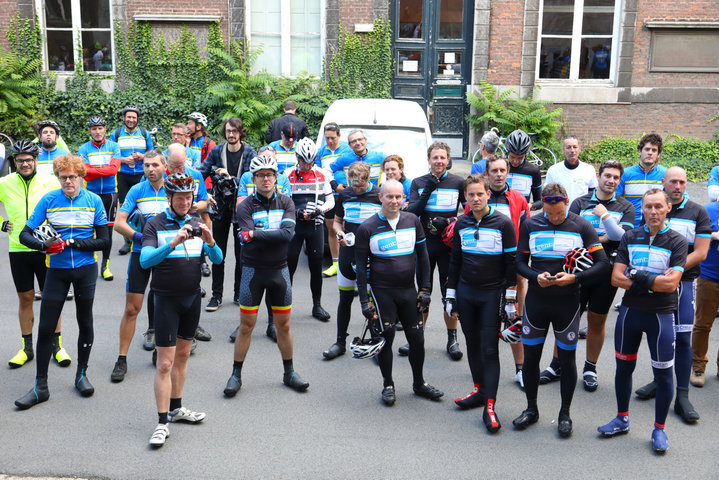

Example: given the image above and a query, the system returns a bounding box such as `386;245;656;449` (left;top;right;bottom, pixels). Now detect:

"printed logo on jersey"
137;198;167;217
458;227;503;255
506;173;532;196
529;231;583;258
416;188;460;213
624;181;661;197
157;231;203;257
667;217;697;245
369;228;416;257
117;134;147;151
47;207;96;227
86;151;113;167
251;209;285;230
627;244;672;274
344;202;381;224
522;325;531;335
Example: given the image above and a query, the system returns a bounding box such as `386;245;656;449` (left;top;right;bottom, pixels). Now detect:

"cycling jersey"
268;140;298;172
78;139;121;195
447;207;517;290
140;209;223;296
236;172;292;198
708;166;719;202
488;185;530;239
700;201;719;283
545;160;598;206
110;126;153;175
236;192;296;269
142;167;208;203
119;181;167;253
189;135;216;162
0;172;59;252
284;166;334;215
470;159;487;176
507;159;542;203
37;147;69;176
617;163;667;227
317;143;351;169
665;197;712;281
330;149;385;186
409;171;465;235
25;188;108;269
354;211;429;290
570;192;635;255
163;146;201;170
614;224;687;313
335;184;382;235
516;211;607;295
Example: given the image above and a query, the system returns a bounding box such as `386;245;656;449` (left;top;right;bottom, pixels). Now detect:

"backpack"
113;126;148;143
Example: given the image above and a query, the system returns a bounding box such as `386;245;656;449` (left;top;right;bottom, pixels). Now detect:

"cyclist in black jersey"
224;154;310;396
513;182;609;437
141;172;223;447
598;188;687;454
322;162;382;360
540;160;635;391
406;142;466;361
505;130;542;211
15;155;110;410
446;173;517;432
355;179;443;405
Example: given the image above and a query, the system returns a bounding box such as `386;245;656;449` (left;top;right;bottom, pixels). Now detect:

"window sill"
133;14;222;22
534;83;624;104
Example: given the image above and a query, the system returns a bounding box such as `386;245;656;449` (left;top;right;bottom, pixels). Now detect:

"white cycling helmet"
250;153;278;174
295;137;318;164
350;320;386;359
563;247;594;273
187;112;208;127
32;224;59;243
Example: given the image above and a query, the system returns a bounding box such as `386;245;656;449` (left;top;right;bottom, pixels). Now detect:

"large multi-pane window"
249;0;322;76
37;0;114;73
537;0;620;80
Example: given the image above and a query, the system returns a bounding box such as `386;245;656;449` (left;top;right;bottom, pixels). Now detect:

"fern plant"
0;47;42;136
467;80;563;146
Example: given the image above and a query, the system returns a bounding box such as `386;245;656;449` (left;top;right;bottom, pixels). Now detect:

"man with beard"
36;121;69;176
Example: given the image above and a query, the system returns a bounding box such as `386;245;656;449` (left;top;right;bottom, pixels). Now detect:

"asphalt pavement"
0;172;717;479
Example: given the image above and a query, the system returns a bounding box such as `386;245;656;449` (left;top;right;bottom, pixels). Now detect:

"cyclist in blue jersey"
329;130;385;187
269;123;299;172
617;133;667;227
165;123;201;169
77;115;121;281
141;172;222;447
470;130;500;176
186;112;216;164
110;150;168;382
318;123;352;278
15;155;109;409
111;106;154;256
36;121;68;177
707;165;719;202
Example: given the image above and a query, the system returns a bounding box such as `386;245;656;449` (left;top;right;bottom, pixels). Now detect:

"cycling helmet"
122;105;140;117
11;140;39;158
505;129;532;156
127;208;146;232
349;320;386;359
187;112;208;127
32;224;59;244
36;120;60;136
164;172;195;194
295;137;318;164
563;247;594;274
249;153;278;174
88;116;106;128
441;217;458;248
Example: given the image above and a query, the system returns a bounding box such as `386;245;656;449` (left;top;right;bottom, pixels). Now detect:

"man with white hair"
471;130;501;176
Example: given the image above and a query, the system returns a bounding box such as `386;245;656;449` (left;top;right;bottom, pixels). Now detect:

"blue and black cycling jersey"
507;159;541;204
570;191;635;255
110;126;153;175
120;181;167;253
330;149;385;186
516;211;608;296
236;191;296;269
236;171;292;198
408;171;465;238
616;163;667;227
447;207;517;290
614;224;687;313
664;197;712;281
335;184;382;235
25;188;108;269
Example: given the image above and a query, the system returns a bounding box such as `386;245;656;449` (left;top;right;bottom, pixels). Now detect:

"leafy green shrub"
467;80;563;147
0;47;43;137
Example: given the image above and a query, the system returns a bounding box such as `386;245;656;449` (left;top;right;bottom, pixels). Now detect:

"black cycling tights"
457;282;501;401
287;220;324;303
36;264;97;379
372;287;425;388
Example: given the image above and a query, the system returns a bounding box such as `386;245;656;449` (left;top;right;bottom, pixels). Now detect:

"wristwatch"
628;268;638;279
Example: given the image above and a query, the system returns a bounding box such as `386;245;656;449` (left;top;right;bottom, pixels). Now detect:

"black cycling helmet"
122;105;140;117
11;139;40;158
88;116;106;128
164;172;195;194
505;129;532;156
36;120;60;136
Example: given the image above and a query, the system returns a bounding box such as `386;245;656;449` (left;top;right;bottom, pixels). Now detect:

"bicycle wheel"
0;133;14;177
471;147;483;164
530;147;557;170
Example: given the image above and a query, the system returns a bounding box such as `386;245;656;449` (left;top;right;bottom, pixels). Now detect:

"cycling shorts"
99;192;119;225
154;293;201;347
117;172;144;204
9;251;47;292
615;306;675;369
126;252;151;294
43;263;97;302
324;205;336;220
523;288;581;351
676;280;696;333
239;266;292;315
579;270;618;315
370;285;423;331
337;245;357;291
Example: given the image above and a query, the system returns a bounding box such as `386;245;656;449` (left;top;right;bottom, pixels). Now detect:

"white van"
316;98;432;180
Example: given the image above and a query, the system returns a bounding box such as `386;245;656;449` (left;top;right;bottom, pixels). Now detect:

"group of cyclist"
2;103;718;454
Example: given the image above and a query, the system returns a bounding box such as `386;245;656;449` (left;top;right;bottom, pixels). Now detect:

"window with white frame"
537;0;620;81
37;0;114;73
248;0;322;76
